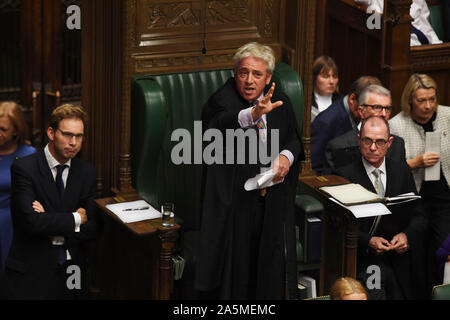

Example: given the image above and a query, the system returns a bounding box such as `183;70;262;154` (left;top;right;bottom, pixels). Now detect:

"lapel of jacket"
354;158;377;194
37;150;62;210
384;157;398;197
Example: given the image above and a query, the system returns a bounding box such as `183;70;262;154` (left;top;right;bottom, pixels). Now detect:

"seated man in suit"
311;76;380;174
324;84;406;173
0;104;99;299
337;116;428;299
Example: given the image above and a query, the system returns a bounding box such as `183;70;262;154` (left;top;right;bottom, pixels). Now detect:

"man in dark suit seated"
0;104;99;299
337;116;428;299
324;84;406;174
311;76;381;174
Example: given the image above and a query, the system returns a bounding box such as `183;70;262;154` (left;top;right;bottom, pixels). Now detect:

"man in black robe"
195;42;303;299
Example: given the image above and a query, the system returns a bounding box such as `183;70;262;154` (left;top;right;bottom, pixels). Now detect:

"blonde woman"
0;102;35;274
389;74;450;259
330;277;368;300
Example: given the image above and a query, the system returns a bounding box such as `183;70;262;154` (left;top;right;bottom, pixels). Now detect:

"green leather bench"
432;283;450;300
130;62;323;293
429;0;446;41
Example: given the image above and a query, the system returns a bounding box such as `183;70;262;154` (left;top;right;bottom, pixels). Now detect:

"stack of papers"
105;200;161;223
244;169;283;191
329;198;391;218
319;183;381;206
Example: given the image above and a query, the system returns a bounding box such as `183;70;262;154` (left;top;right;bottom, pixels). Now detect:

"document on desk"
106;200;161;223
329;198;391;218
319;183;381;206
425;131;441;181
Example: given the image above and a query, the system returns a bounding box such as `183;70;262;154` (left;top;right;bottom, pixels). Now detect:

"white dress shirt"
237;95;295;167
362;156;387;193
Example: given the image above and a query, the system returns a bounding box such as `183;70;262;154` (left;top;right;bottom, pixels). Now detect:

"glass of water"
161;202;174;227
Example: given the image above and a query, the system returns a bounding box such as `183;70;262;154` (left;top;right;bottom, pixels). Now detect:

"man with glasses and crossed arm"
337;116;428;299
324;84;407;173
0;104;99;299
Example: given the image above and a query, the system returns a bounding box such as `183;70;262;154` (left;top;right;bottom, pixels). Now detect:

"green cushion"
429;3;445;41
295;194;324;213
432;284;450;300
131;62;306;231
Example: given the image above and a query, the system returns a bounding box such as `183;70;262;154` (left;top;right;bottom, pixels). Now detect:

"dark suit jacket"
337;157;428;299
324;128;407;174
1;150;98;299
311;96;354;174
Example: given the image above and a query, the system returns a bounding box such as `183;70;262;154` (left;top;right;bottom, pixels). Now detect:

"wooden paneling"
82;0;301;195
128;0;282;74
323;0;383;94
411;43;450;106
0;0;21;102
82;0;123;196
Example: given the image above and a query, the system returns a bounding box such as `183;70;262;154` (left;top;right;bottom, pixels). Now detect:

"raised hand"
251;83;283;121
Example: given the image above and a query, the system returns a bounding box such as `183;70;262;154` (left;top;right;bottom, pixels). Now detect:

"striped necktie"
372;168;385;198
369;168;384;236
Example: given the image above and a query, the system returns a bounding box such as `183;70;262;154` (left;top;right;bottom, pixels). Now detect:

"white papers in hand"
425;131;441;181
244;169;283;191
329;198;391;218
106;200;161;223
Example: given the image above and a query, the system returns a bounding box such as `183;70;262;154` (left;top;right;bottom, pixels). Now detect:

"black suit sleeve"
10;162;75;237
67;164;99;246
311;115;332;174
279;92;303;164
398;163;428;243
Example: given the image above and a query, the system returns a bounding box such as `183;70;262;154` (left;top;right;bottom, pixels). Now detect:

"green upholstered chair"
429;1;445;41
432;283;450;300
130;62;323;291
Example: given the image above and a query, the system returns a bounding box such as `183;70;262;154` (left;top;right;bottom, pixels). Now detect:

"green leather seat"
429;1;445;41
432;283;450;300
131;62;310;230
130;62;323;289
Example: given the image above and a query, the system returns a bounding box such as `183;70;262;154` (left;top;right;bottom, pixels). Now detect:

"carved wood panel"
129;0;280;74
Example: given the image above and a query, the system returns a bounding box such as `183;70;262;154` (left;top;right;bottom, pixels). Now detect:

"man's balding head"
358;116;393;168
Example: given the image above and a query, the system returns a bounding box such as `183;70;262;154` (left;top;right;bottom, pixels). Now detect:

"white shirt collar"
44;144;71;170
362;156;386;176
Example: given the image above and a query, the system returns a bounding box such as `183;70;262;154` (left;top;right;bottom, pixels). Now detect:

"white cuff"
280;150;294;167
238;107;258;128
72;212;81;232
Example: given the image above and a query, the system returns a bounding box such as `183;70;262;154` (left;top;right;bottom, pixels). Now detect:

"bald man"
337;116;428;300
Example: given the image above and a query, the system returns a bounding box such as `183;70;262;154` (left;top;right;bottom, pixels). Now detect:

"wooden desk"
299;175;358;295
94;195;180;300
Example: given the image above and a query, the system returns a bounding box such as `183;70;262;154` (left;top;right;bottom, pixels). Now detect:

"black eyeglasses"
361;104;393;113
56;128;84;141
360;137;389;148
